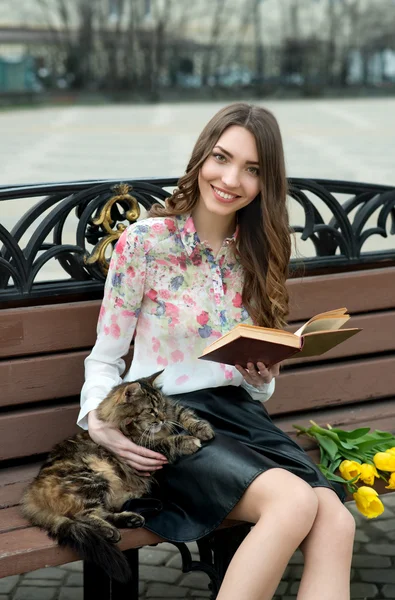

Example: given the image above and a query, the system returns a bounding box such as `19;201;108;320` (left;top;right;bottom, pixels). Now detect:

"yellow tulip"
353;486;384;519
373;452;395;472
385;447;395;457
339;460;361;481
386;473;395;490
359;463;379;486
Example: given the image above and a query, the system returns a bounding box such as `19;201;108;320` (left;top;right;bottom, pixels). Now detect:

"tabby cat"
22;373;215;582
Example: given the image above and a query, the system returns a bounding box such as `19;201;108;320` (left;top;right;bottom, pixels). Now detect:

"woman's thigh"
227;468;319;525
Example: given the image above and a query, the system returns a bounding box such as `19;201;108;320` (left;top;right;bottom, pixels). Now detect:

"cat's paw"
105;527;121;543
123;512;145;528
180;436;202;455
192;420;215;441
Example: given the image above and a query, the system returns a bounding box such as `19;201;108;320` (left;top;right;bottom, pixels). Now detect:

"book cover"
198;308;361;368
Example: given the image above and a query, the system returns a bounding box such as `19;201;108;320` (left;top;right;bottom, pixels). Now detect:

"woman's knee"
314;488;356;542
228;468;319;532
326;502;356;542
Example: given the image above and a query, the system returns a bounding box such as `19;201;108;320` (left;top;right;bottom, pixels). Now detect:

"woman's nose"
222;167;240;189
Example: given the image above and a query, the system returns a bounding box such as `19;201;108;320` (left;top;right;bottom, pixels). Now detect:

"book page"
294;308;349;336
298;315;350;335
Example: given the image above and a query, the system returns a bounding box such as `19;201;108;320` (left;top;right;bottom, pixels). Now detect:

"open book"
198;308;361;368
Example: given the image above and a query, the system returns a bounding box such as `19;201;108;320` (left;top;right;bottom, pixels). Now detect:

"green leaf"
338;440;359;450
330;427;371;440
318;466;359;492
326;472;353;484
328;457;343;474
336;448;363;462
358;439;395;454
315;433;339;460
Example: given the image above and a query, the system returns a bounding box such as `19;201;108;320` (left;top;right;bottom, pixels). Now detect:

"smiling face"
197;125;261;219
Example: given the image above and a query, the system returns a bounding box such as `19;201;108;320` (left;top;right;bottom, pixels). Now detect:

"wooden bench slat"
0;405;80;461
286;310;395;364
0;526;164;579
0;464;41;509
1;309;393;409
0;507;31;533
0;348;133;409
287;266;395;321
0;515;247;579
275;396;395;446
272;355;395;415
0;352;86;408
1;353;394;460
0;301;100;359
1;267;394;361
1;480;35;512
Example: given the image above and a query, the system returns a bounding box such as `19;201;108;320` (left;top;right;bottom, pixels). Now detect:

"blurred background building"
0;0;394;101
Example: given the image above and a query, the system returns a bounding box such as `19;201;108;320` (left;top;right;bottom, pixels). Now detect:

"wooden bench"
1;177;394;598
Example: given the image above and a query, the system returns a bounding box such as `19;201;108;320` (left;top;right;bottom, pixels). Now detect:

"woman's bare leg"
216;468;319;600
297;487;355;600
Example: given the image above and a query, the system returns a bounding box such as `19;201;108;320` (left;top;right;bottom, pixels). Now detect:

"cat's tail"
52;517;132;583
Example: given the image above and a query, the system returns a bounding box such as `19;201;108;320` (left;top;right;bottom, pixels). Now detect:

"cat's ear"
123;382;141;402
144;370;165;388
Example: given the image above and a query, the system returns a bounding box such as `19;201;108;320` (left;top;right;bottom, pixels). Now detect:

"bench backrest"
1;265;394;467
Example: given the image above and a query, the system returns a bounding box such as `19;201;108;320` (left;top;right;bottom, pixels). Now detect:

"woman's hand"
235;361;280;388
87;409;168;477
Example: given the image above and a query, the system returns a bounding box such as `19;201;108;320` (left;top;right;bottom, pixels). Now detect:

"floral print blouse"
78;213;275;429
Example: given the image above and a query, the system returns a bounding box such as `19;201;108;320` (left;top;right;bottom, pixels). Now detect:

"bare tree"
253;0;264;83
33;0;97;88
201;0;229;85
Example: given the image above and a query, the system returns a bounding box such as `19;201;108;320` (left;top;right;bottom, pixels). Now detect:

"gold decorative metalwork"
84;183;140;276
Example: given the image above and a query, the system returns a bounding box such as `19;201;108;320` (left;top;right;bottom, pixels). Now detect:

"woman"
79;103;355;599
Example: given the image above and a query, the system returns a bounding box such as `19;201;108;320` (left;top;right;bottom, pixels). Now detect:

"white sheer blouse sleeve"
77;225;146;429
241;377;276;403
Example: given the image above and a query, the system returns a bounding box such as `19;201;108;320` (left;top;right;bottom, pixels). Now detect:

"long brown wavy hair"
149;103;291;329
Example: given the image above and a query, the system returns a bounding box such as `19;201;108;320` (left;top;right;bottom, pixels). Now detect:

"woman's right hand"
87;409;168;476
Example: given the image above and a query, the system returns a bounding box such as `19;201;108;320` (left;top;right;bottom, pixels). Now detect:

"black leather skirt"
143;386;345;542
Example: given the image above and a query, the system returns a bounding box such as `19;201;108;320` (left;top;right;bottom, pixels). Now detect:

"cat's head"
96;371;170;440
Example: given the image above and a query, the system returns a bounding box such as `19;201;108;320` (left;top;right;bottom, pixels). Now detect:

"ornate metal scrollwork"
84;183;140;276
0;177;394;304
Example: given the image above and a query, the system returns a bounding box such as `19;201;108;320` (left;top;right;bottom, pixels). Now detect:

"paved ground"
1;97;394;279
1;98;395;598
1;98;394;187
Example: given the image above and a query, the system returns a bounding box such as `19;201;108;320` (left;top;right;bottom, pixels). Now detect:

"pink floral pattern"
78;213;274;429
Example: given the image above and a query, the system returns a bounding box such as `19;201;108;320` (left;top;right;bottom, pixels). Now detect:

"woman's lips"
211;185;240;204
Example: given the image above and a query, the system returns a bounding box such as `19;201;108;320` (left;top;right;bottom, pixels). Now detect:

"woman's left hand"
235;361;280;387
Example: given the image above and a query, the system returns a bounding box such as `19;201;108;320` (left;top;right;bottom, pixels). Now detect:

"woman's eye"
213;153;226;162
247;166;259;176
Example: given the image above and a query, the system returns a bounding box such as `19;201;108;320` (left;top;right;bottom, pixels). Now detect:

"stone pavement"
3;494;395;599
1;98;394;187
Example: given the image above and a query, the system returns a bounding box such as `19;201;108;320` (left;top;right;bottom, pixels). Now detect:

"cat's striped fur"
22;372;214;582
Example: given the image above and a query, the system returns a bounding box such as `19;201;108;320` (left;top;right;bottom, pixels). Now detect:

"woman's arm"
78;226;145;429
79;224;168;473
